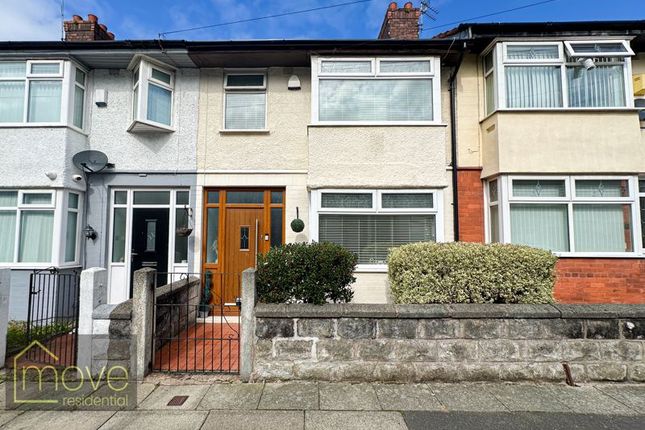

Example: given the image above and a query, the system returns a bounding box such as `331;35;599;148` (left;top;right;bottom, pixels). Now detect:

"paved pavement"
1;378;644;429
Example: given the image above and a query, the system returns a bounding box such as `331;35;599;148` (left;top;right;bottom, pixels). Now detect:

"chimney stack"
63;14;115;41
378;2;421;40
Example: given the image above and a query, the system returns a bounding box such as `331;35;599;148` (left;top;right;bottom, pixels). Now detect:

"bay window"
312;57;441;124
312;189;442;268
483;40;634;112
487;176;640;255
0;60;86;128
223;73;267;130
129;57;175;132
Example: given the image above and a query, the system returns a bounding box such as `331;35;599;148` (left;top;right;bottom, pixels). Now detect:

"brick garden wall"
252;303;645;383
555;258;645;304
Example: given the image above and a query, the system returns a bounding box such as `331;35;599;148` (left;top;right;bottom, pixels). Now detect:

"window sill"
309;122;447;127
554;252;645;259
128;119;175;133
219;129;270;134
481;107;640;123
0;122;68;129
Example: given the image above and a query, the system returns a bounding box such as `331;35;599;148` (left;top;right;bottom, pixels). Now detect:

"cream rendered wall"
481;111;645;178
455;55;483;168
197;67;310;171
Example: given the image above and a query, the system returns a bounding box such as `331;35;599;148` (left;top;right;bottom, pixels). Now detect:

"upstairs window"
129;57;175;132
0;60;89;128
483;40;634;112
223;73;267;130
312;57;441;124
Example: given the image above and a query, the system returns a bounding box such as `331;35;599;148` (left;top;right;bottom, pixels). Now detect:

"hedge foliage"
257;242;357;305
388;242;557;304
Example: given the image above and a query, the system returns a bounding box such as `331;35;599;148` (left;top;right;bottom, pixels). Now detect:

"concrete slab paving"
319;383;381;411
429;383;509;412
258;382;319;410
306;411;407;430
137;384;210;410
135;382;157;405
544;384;637;415
0;410;115;430
0;411;22;427
484;383;572;412
198;383;264;410
374;383;445;411
100;410;208;430
594;384;645;412
201;410;304;430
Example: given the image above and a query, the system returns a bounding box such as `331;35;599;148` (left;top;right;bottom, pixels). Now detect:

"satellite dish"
72;150;109;173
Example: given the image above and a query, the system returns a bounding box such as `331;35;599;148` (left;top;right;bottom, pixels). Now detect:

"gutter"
448;47;465;242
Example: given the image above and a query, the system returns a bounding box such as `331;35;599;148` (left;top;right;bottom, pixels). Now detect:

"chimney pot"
107;32;115;40
99;23;107;31
378;1;420;40
72;15;83;23
87;14;98;23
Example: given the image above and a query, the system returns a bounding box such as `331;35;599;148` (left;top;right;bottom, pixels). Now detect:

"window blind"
505;66;562;108
28;80;62;122
147;83;172;125
510;204;569;252
319;214;436;264
567;65;625;108
225;93;266;129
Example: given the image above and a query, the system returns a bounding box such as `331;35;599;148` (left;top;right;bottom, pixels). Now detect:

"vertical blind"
18;210;54;262
0;211;16;262
111;208;126;263
319;79;433;121
510;204;570;252
573;204;631;252
0;81;25;122
505;66;562;108
64;211;77;262
567;65;625;107
28;81;62;122
147;83;172;125
225;93;266;129
319;214;436;264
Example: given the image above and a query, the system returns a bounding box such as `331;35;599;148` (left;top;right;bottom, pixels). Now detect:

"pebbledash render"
0;3;644;320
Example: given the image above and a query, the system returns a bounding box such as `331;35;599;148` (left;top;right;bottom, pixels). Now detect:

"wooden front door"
202;189;285;315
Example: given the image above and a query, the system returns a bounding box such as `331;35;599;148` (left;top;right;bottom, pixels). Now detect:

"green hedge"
257;242;357;305
388;242;557;304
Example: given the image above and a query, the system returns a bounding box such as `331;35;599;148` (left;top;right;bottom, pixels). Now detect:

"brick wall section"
555;258;645;304
457;168;485;242
377;2;420;40
252;303;645;383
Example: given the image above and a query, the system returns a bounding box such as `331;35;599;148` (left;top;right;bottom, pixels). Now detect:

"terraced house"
0;3;644;322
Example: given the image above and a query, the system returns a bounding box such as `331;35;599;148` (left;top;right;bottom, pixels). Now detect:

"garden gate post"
240;268;257;382
0;269;10;368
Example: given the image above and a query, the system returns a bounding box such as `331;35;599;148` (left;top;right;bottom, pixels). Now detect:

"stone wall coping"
154;276;200;301
93;301;132;320
254;303;645;319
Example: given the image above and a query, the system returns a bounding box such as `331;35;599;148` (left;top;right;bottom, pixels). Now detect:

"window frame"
222;70;268;132
310;188;444;271
564;40;635;58
490;175;641;257
0;189;83;267
639;178;645;253
127;56;176;132
311;55;442;126
484;40;635;114
0;59;87;129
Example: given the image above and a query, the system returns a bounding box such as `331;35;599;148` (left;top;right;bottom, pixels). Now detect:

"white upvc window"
483;40;634;113
639;178;645;252
486;175;641;256
310;189;443;270
0;189;82;266
311;56;442;125
0;60;86;129
223;72;267;131
128;56;175;132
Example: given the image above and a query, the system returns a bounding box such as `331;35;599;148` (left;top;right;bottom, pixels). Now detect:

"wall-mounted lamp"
83;225;97;240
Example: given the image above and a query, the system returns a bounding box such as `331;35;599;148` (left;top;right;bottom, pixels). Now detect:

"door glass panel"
176;191;189;205
111;207;126;262
226;191;264;204
207;191;220;203
271;207;283;248
145;220;156;252
114;191;127;204
175;208;188;263
270;191;283;204
240;226;250;250
133;191;170;205
206;208;219;263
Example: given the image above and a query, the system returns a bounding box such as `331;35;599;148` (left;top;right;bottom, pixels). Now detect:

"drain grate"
167;395;189;406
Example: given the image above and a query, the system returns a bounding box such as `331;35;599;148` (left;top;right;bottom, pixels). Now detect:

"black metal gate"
151;272;241;374
24;268;80;367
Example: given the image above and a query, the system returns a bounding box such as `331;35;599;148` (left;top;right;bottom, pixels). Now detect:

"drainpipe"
448;50;465;242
